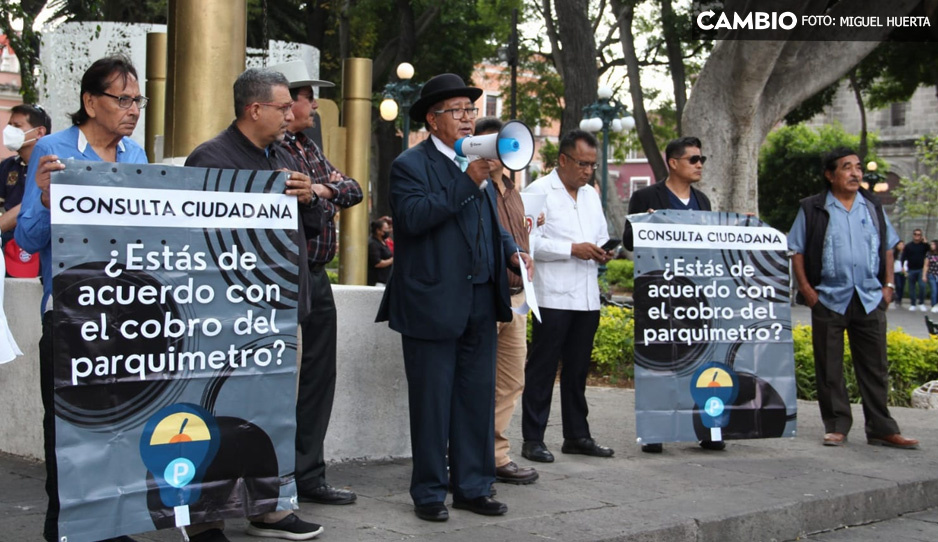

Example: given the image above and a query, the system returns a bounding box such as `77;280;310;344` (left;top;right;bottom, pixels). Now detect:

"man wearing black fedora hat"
376;73;533;522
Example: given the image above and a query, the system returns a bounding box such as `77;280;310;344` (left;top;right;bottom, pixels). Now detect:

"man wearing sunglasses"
626;136;711;219
623;136;721;454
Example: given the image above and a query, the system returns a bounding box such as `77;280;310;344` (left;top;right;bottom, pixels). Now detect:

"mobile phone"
601;238;621;252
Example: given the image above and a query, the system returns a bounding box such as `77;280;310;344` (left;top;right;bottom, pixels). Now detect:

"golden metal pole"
338;58;372;285
165;0;246;159
144;32;166;163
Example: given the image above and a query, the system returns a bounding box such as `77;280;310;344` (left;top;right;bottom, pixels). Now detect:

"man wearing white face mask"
0;104;50;247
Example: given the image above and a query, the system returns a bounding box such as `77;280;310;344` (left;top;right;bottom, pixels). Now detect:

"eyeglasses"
561;152;598;170
100;92;149;109
677;155;707;165
253;101;295;115
433;107;479;120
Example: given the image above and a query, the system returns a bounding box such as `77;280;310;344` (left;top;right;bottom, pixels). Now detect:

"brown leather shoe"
823;432;846;446
495;461;539;484
867;433;919;449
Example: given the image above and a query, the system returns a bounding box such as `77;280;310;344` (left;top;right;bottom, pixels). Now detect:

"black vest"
797;187;887;303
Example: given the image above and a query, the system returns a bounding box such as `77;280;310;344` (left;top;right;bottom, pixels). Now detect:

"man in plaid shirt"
272;61;363;505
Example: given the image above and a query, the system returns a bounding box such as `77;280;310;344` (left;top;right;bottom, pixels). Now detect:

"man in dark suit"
624;136;723;455
376;73;533;522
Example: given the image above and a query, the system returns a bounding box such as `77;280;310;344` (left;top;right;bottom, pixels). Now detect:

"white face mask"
3;125;40;152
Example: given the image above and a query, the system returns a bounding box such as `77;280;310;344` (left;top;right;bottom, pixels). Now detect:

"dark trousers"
295;267;337;489
907;269;925;305
894;273;905;305
522;308;600;442
41;312;58;542
401;283;497;506
811;294;900;437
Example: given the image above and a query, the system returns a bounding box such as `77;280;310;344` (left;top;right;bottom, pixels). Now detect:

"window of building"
890;102;907;127
485;94;500;117
630;176;650;198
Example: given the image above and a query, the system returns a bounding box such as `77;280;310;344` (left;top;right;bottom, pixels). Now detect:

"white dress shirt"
524;169;609;311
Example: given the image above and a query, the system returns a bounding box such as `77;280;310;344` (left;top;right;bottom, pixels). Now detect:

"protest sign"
631;211;796;445
50;161;299;541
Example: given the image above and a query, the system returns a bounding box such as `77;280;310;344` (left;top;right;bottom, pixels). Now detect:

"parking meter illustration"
690;362;739;443
140;403;220;527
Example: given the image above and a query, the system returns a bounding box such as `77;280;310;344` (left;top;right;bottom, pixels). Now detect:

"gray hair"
233;68;290;119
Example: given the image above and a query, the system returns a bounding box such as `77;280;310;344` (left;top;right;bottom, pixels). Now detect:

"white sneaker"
931;305;938;313
909;305;917;311
918;304;928;311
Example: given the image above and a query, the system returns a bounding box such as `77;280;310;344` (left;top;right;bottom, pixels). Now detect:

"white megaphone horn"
454;120;535;172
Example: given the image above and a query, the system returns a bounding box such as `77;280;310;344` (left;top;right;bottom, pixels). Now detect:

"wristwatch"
885;282;895;289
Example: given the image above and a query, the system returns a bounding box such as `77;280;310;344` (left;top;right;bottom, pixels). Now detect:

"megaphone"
454;120;535;172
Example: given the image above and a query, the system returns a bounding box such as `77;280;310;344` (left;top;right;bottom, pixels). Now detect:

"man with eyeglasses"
269;60;362;506
16;55;149;542
376;73;533;522
1;103;51;252
520;129;616;465
185;67;325;542
623;135;721;454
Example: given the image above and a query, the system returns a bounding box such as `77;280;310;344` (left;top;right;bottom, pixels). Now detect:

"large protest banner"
50;161;300;541
631;211;796;445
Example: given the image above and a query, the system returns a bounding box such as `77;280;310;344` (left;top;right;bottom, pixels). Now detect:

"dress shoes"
414;502;449;522
867;433;919;450
823;432;847;446
298;483;357;505
561;437;614;457
699;440;726;451
452;496;508;516
521;441;554;463
641;443;663;454
495;461;539;484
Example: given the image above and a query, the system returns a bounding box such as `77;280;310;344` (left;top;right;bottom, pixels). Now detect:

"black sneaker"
246;513;324;540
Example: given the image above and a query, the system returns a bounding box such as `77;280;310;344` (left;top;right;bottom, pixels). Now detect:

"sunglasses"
677;155;707;165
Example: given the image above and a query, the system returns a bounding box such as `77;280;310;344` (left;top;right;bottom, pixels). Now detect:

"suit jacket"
623;179;712;250
376;138;519;340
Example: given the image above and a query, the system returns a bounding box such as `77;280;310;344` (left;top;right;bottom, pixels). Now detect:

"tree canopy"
758;124;883;231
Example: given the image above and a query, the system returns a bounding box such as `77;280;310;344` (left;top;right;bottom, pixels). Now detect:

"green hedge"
603;259;634;291
792;324;938;407
574;312;938;407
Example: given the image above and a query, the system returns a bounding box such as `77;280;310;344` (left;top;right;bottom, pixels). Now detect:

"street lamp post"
863;160;889;193
579;87;635;210
379;62;423;151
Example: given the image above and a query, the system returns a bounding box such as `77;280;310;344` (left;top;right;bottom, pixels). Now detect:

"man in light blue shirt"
788;147;918;451
15;55;148;542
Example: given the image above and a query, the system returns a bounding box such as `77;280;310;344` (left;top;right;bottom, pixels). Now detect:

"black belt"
509;286;524;295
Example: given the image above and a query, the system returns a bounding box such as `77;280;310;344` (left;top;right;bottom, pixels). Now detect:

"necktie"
454;155;469;172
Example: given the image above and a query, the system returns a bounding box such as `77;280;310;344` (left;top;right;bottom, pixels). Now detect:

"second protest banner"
630;210;796;445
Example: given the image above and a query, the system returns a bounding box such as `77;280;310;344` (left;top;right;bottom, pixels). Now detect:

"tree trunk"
660;0;687;135
849;70;868;161
548;0;598;136
611;0;667;181
682;0;919;213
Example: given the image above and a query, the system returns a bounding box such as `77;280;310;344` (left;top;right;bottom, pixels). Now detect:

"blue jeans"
907;269;925;305
929;274;938;307
894;273;906;305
